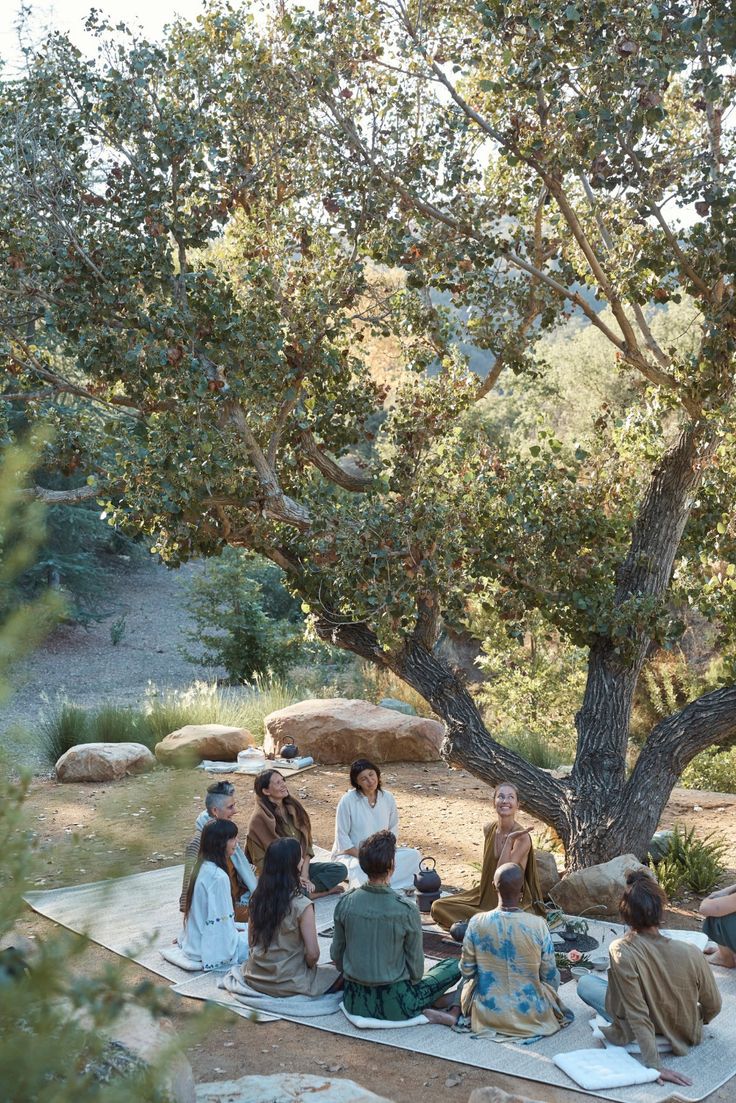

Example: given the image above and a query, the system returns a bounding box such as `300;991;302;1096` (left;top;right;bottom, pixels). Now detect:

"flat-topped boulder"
197;1074;394;1103
155;724;254;767
263;698;444;764
55;742;155;783
549;853;651;918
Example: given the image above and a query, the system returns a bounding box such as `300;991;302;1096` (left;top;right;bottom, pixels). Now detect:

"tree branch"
299;430;373;491
225;399;311;528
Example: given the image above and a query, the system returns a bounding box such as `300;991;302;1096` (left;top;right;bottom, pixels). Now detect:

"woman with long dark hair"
246;769;346;898
331;758;421;890
244;837;342;996
180;818;249;970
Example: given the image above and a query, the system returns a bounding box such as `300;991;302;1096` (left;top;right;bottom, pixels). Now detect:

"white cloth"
339;1002;428;1029
331;788;421;891
180;861;249;971
553;1047;659;1090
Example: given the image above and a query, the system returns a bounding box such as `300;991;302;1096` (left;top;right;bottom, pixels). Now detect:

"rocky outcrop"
535;849;561;900
98;1006;194;1103
549;853;650;918
154;724;254;767
196;1074;394;1102
263;698;444;764
55;742;155;783
468;1087;548;1103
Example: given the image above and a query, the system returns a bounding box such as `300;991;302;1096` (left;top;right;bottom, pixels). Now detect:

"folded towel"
339;1002;428;1029
159;944;204;972
219;967;342;1017
554;1047;659;1090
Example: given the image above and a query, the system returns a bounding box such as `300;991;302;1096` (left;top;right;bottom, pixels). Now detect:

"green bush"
40;703;91;765
651;824;727;896
40;702;157;765
497;729;568;770
180;548;299;683
680;746;736;794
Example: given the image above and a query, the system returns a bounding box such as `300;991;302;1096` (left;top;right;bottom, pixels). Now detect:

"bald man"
459;862;571;1038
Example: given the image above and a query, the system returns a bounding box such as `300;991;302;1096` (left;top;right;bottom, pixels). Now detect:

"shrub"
40;703;91;765
40;702;157;764
651;824;728;896
680;746;736;794
497;729;568;770
145;676;308;744
180;548;299;683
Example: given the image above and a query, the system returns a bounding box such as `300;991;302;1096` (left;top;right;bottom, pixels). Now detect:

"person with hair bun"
431;780;545;931
578;869;721;1087
331;759;421;890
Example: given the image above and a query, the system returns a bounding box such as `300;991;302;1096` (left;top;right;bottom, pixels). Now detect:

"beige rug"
24;868;736;1103
23;862;340;984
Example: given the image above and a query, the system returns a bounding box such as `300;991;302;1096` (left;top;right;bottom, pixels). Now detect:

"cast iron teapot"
279;737;300;760
414;857;441;895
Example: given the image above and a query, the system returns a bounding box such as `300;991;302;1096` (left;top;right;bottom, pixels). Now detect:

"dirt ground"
16;763;736;1103
6;557;736;1101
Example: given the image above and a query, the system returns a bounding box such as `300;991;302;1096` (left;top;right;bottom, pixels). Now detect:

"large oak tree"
2;1;736;867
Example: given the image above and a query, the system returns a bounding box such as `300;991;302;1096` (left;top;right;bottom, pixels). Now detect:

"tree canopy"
2;0;736;865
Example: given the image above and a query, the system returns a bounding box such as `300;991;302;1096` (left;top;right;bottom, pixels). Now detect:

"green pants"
344;958;461;1021
703;912;736;953
309;860;347;893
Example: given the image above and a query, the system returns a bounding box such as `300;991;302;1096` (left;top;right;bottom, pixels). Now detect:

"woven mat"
24;867;736;1103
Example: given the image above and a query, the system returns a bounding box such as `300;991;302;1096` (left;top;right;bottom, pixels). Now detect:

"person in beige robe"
431;782;545;930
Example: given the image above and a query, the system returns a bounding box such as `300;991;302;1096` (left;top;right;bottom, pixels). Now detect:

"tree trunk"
315;424;736;871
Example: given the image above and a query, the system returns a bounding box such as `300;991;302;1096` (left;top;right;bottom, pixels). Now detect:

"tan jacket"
602;931;721;1069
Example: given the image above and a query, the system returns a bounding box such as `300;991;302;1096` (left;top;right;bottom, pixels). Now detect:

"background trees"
2;1;736;866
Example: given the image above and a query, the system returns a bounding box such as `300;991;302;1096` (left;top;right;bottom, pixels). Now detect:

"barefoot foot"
423;1007;460;1026
706;947;736;968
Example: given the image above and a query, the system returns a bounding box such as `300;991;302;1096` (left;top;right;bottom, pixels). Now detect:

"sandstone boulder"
55;742;155;783
103;1006;194;1103
155;724;254;767
197;1075;393;1103
535;849;561;900
468;1087;548;1103
549;853;650;918
263;698;444;764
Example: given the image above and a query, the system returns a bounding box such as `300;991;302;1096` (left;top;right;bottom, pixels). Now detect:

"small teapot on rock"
279;737;300;760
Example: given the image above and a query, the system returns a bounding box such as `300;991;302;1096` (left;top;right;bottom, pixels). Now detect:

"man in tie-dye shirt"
460;862;571;1038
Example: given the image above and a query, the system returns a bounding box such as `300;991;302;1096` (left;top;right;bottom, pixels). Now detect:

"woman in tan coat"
431;781;545;931
246;769;347;899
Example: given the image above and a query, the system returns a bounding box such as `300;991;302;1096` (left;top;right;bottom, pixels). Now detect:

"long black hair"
248;837;303;951
184;818;238;920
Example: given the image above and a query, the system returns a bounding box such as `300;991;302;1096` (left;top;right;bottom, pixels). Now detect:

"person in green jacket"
330;830;461;1024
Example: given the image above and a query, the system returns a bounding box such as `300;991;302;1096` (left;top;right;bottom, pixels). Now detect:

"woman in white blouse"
180;818;249;970
331;759;421;890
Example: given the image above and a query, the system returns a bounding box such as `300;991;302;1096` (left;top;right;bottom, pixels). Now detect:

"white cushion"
339;1002;427;1029
159;943;203;972
554;1047;659;1090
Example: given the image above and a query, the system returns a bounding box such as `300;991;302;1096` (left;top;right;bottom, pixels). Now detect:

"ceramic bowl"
588;951;610;971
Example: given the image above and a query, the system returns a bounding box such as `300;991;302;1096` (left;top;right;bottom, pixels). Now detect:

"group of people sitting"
175;766;736;1086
